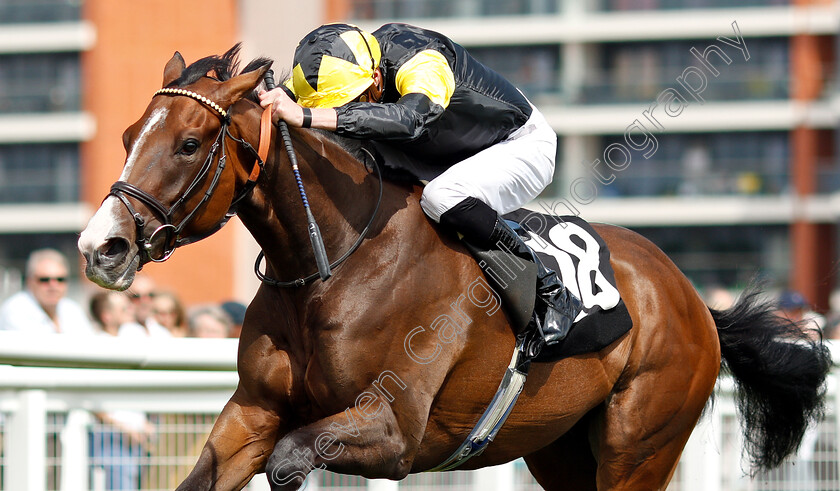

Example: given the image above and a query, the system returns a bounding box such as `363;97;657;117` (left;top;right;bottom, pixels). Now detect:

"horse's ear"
162;51;186;88
222;64;272;103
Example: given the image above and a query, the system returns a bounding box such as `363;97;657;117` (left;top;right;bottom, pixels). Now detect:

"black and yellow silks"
289;23;534;169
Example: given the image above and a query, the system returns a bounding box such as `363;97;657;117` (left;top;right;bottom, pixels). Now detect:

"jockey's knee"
420;180;469;223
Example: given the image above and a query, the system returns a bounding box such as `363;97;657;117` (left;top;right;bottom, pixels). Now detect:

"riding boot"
439;197;583;357
488;218;583;351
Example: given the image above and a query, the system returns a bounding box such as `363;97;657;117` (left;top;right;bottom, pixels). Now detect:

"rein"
254;145;382;288
255;69;383;288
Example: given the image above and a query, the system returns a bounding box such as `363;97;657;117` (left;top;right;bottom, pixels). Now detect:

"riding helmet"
290;23;381;108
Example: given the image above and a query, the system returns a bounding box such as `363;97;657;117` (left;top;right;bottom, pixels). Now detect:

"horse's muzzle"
79;231;140;291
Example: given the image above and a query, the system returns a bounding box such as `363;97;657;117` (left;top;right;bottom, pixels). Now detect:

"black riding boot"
440;198;583;356
488;217;583;350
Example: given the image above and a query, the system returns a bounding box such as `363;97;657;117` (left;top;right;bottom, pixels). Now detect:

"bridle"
107;83;383;287
108;87;268;267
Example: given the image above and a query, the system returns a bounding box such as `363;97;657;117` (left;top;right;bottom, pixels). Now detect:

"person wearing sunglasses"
0;248;93;334
259;23;581;356
125;273;170;334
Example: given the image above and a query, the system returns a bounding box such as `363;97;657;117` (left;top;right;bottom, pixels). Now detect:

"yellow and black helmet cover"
291;23;382;108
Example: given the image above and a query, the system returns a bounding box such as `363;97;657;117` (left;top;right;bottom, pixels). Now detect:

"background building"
1;0;837;311
0;1;94;300
339;0;840;311
0;0;316;305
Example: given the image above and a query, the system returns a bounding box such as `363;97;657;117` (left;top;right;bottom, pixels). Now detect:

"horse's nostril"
101;238;129;259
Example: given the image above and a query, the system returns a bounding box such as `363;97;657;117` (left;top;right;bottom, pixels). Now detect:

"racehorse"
78;46;831;491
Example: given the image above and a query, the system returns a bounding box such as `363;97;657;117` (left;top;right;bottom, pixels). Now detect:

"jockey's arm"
334;93;439;141
259;88;338;131
260;49;455;141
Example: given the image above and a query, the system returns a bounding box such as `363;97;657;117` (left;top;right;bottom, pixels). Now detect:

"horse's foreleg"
176;387;282;491
264;401;415;491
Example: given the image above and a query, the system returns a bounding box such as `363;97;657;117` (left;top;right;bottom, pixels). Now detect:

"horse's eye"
180;139;200;156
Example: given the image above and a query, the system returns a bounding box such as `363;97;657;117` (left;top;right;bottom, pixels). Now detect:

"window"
581;38;789;104
604;0;788;11
0;144;80;203
818;157;840;194
0;0;82;24
631;224;789;288
349;0;557;20
0;52;81;113
468;45;560;97
596;132;790;197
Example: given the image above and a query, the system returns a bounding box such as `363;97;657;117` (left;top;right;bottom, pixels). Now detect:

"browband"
154;88;229;119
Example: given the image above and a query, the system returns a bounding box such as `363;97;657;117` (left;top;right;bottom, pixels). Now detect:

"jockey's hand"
258;88;337;131
258;87;301;126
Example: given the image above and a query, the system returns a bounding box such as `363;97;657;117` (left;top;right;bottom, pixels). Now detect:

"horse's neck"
237;126;392;285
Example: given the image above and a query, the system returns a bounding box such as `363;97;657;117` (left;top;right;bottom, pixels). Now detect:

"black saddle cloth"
503;209;633;363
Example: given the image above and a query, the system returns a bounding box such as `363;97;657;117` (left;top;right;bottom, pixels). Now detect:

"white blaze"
78;197;123;252
80;106;169;252
120;107;169;180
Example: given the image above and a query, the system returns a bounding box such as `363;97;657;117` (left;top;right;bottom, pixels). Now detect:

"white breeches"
420;105;557;222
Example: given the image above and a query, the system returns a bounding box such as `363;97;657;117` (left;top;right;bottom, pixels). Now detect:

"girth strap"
428;340;531;472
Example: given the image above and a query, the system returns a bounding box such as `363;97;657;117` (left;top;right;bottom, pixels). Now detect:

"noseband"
108;88;267;266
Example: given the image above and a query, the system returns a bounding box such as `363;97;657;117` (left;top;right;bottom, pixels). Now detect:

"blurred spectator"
127;274;160;327
0;248;93;334
703;285;734;310
89;291;141;336
778;290;825;327
119;315;171;338
188;305;233;338
90;411;151;491
830;288;840;314
777;290;825;342
825;289;840;340
89;293;152;490
824;314;840;341
124;274;170;337
778;290;809;321
220;300;246;338
152;291;188;337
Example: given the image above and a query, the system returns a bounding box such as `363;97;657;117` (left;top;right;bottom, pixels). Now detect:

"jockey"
259;22;582;354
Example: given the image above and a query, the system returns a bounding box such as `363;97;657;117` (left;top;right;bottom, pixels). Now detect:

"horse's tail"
711;284;833;472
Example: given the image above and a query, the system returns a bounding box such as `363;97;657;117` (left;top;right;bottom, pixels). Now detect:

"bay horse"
78;46;831;491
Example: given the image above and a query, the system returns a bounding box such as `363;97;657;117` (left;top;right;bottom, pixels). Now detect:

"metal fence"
0;333;837;491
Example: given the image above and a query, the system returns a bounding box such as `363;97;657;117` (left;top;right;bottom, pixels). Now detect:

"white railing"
0;333;837;491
